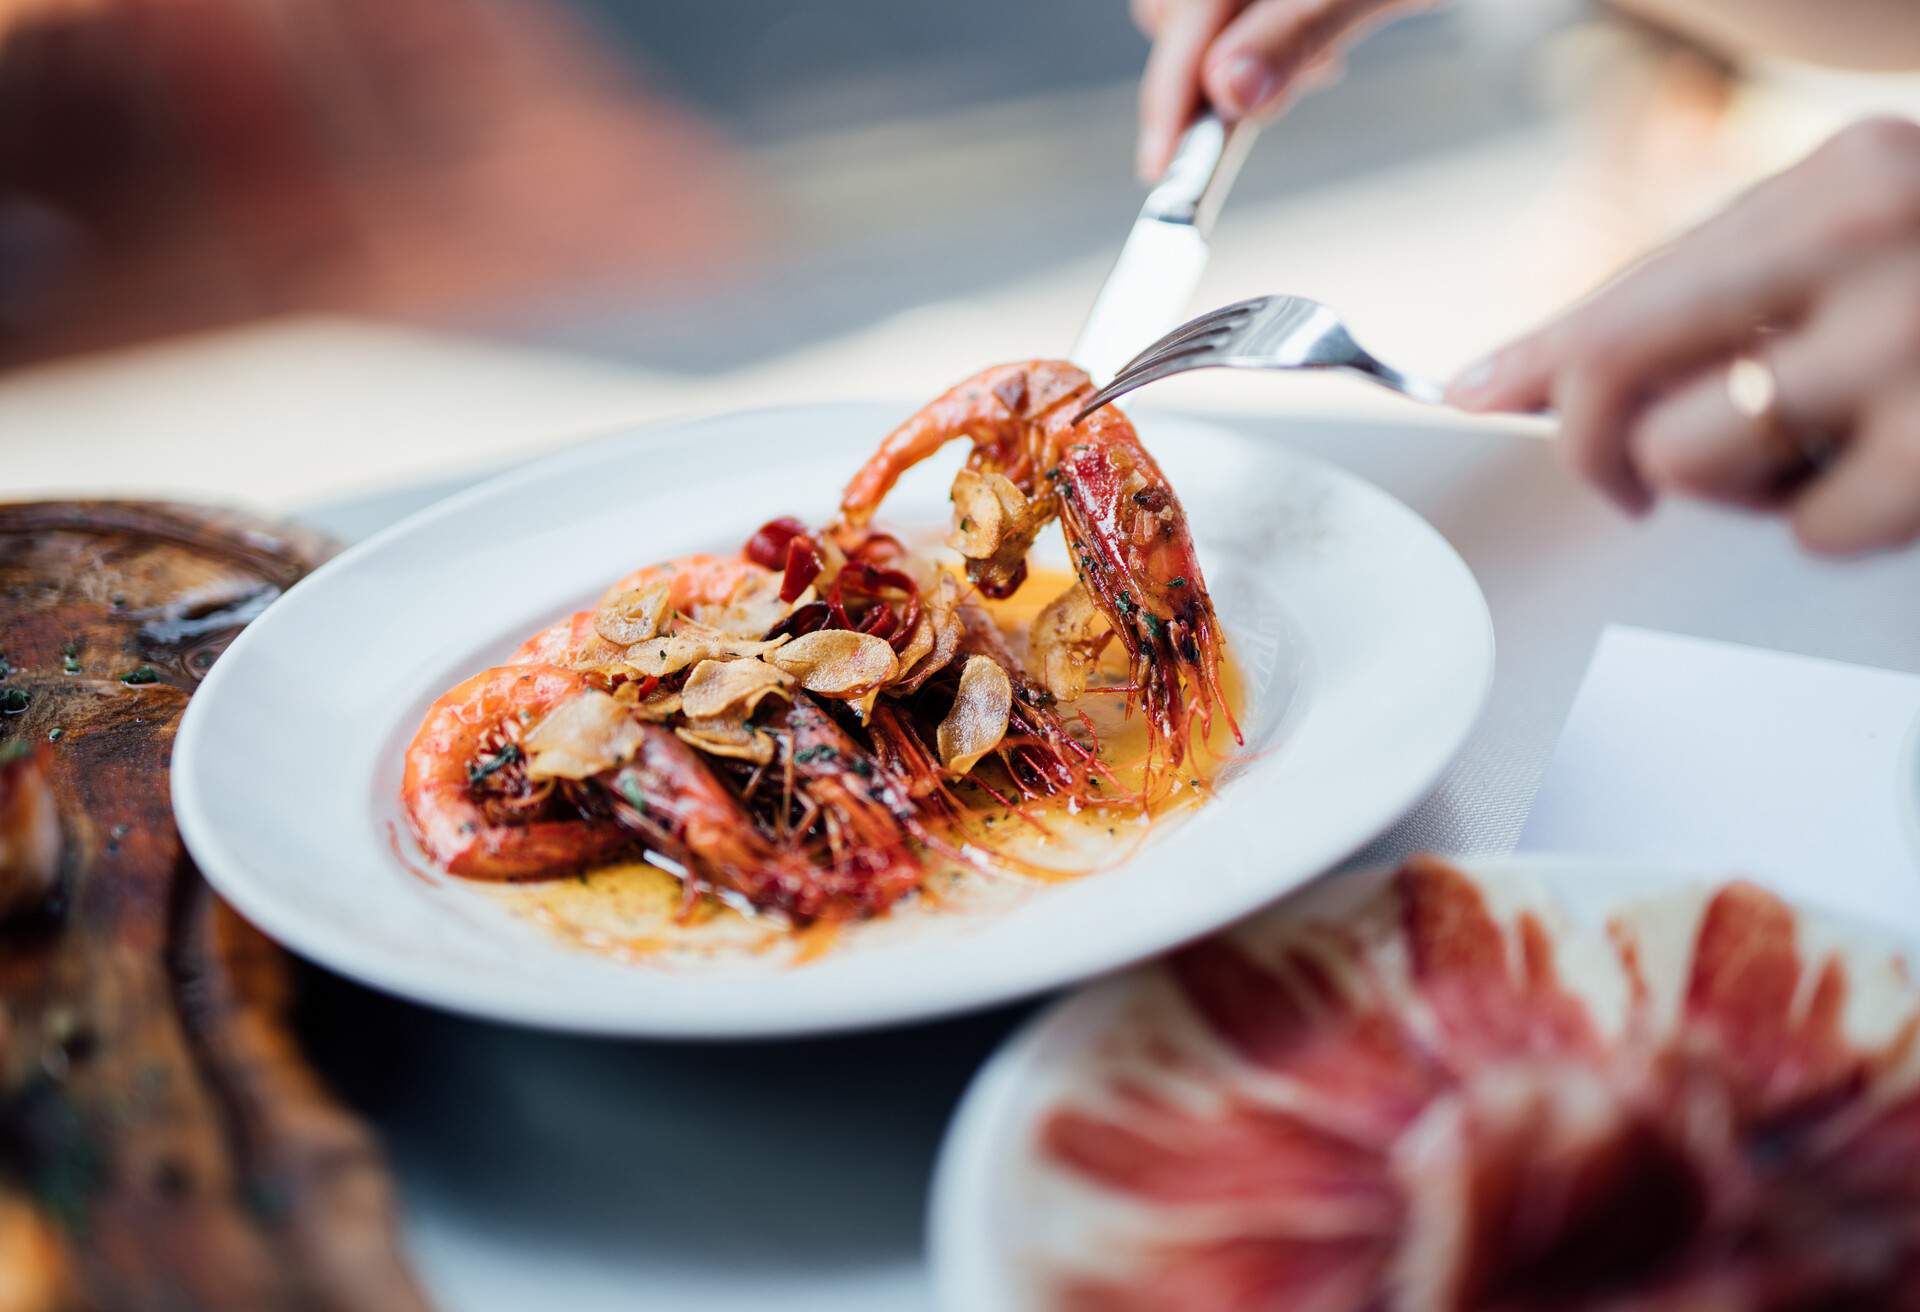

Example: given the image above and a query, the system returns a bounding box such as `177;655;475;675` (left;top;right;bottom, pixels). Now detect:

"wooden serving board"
0;502;426;1311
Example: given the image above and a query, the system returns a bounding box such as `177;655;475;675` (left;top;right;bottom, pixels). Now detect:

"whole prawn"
839;361;1237;766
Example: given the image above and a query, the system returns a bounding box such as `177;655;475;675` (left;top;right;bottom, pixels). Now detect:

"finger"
1138;0;1237;181
1790;378;1920;556
1132;0;1168;35
1631;248;1920;506
1201;0;1403;119
1450;117;1920;416
1554;353;1655;515
1625;363;1804;509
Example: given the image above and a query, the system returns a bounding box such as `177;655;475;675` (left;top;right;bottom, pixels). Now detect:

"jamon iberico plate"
932;854;1920;1310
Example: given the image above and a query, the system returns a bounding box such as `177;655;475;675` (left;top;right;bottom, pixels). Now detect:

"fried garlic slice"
947;469;1029;559
893;571;964;695
594;583;673;646
675;714;777;765
937;655;1013;776
769;629;898;696
524;689;646;781
622;631;787;678
1031;580;1110;702
679;657;793;719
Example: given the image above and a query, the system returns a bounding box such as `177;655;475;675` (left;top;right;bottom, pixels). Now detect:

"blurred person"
1134;0;1920;556
0;0;755;368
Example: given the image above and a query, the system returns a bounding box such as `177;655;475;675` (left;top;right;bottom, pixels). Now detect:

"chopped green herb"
465;743;520;786
0;654;11;678
1168;576;1187;588
118;667;159;686
849;758;872;777
617;775;651;813
47;727;63;742
0;687;29;714
0;739;30;764
958;516;974;532
62;654;80;675
1141;613;1165;642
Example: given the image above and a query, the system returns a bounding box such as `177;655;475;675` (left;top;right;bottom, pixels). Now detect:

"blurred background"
3;0;1919;509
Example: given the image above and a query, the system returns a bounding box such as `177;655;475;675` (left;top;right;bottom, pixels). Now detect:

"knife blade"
1072;113;1258;387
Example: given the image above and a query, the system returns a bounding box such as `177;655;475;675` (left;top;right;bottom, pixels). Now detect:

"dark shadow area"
297;961;1041;1277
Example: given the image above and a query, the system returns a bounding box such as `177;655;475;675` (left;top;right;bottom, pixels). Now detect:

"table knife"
1071;113;1259;387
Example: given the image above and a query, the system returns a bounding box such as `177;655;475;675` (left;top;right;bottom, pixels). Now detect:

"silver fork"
1073;294;1446;422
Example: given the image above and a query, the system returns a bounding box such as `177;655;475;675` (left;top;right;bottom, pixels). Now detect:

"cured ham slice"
1032;856;1920;1310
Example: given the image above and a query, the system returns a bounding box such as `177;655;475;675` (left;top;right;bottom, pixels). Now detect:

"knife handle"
1142;113;1259;236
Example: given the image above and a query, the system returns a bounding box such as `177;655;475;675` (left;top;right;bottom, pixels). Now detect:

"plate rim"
172;401;1495;1039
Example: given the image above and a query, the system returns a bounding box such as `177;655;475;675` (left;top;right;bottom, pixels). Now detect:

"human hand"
1133;0;1437;181
1449;118;1920;556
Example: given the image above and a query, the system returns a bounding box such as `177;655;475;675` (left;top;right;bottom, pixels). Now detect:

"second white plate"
172;402;1492;1037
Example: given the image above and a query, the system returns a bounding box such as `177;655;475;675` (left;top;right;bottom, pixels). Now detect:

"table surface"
293;406;1920;1312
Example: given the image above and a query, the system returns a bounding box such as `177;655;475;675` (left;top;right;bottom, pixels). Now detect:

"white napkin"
1518;625;1920;936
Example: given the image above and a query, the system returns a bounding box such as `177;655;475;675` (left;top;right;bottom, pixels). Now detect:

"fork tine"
1111;296;1265;377
1074;348;1227;423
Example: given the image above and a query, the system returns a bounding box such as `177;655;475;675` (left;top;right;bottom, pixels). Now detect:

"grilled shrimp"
402;664;632;879
602;696;923;920
839;360;1235;765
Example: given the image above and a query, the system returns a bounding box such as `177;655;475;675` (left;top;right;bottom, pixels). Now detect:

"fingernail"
1136;136;1161;184
1217;55;1281;115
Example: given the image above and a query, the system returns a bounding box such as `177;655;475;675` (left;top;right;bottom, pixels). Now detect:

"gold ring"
1727;355;1835;482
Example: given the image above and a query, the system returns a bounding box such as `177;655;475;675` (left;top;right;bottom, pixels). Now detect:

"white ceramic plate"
927;854;1920;1311
172;402;1492;1038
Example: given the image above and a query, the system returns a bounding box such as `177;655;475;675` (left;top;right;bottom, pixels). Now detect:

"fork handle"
1145;114;1259;236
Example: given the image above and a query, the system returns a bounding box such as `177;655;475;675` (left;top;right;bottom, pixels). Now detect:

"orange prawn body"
599;552;770;613
402;663;632;880
840;360;1237;764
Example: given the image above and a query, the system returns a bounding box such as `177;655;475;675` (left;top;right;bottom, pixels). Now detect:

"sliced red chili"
627;674;660;701
780;535;824;603
848;531;906;565
838;561;919;599
859;607;896;640
767;601;831;640
744;516;809;571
